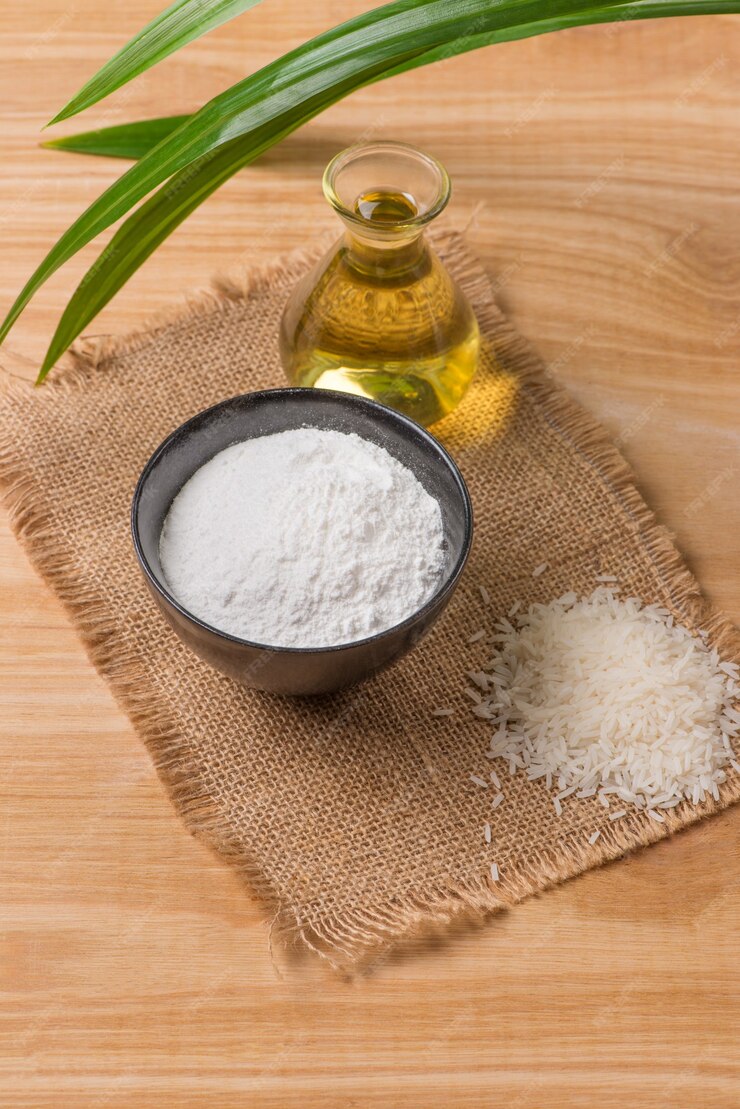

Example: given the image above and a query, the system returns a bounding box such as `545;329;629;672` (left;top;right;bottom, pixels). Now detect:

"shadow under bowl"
131;388;473;696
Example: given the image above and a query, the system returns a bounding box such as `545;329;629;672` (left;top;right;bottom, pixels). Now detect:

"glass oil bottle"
279;141;480;427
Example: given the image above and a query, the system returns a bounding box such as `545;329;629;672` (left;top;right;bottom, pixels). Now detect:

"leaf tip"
47;100;79;128
34;361;53;386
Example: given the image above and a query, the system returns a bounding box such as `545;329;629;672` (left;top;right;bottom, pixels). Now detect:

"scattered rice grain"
464;587;738;815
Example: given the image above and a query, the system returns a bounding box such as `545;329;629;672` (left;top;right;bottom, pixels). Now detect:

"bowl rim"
131;388;473;656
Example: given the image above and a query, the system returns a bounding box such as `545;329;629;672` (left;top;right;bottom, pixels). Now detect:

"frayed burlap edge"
1;231;738;974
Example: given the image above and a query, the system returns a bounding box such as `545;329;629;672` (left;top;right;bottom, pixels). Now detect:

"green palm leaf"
1;0;736;381
34;90;360;381
51;1;266;124
43;117;189;160
33;0;737;383
0;0;569;349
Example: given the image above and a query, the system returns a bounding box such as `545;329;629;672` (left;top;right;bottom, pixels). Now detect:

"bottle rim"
322;140;451;234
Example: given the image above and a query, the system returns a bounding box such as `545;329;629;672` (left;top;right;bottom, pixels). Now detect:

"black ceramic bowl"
131;389;473;696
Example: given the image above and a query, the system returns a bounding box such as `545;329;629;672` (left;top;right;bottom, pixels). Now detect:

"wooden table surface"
1;3;739;1106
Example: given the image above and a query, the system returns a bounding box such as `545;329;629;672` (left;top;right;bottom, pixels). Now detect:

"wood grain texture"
1;3;738;1106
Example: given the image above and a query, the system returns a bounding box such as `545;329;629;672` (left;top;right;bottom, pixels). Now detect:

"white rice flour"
159;427;445;648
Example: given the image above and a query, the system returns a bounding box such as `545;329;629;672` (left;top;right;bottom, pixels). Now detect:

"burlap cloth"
1;231;738;970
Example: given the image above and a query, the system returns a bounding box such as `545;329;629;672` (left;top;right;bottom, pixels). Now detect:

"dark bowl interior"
132;389;472;695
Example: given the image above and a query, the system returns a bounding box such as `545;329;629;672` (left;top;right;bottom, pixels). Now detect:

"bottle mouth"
323;141;451;236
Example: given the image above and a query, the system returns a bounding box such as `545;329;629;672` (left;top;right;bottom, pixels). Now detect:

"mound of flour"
159;427;445;648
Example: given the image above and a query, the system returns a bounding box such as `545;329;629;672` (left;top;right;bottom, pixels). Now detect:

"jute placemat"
1;231;738;970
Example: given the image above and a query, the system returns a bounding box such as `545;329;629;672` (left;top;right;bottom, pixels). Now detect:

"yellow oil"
353;187;418;223
279;187;480;426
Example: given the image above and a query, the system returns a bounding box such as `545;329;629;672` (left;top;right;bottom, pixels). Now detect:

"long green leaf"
0;0;657;351
43;117;189;160
51;1;266;125
34;0;739;382
34;87;361;381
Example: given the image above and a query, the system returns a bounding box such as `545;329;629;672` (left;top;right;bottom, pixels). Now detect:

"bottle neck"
342;227;427;277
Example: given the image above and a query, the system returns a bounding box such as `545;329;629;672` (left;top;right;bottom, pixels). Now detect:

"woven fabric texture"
1;232;738;969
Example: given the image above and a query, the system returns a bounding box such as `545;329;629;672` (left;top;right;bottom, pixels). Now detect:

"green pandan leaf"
51;1;266;124
43;117;189;160
0;0;734;379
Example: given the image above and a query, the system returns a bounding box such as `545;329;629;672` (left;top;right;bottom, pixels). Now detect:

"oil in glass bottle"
279;141;479;427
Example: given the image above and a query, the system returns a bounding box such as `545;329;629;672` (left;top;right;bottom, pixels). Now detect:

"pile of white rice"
465;587;739;815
